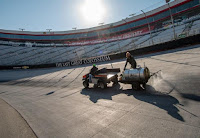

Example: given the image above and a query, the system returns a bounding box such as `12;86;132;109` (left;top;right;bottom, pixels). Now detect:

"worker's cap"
93;64;96;67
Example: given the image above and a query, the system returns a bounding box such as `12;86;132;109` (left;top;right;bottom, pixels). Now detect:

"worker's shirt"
90;66;98;75
124;56;137;69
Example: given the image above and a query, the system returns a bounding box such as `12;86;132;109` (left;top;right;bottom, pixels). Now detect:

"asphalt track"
0;44;200;138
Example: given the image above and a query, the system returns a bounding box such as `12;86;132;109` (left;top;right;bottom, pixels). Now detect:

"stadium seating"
1;0;200;66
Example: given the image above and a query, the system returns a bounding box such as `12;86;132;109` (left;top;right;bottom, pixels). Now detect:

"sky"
0;0;170;32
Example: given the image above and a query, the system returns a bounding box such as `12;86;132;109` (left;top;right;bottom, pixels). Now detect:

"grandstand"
0;0;200;68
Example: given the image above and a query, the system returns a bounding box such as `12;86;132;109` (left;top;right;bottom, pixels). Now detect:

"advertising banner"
66;27;153;46
56;55;110;67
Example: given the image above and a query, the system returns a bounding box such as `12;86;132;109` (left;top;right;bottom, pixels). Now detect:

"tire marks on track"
0;68;76;96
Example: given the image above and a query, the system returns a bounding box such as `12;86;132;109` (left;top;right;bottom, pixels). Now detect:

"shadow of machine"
80;84;184;122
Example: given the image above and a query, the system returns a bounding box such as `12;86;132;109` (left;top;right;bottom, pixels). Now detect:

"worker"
124;52;137;70
89;64;98;82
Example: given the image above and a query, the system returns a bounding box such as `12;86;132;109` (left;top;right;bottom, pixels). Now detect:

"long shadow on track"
81;84;185;122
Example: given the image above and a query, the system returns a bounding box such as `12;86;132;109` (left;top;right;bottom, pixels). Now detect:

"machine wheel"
83;80;89;88
99;81;107;89
112;75;118;85
142;83;146;90
94;84;98;88
132;82;140;90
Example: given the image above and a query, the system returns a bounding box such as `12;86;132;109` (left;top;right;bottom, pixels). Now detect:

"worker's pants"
89;74;93;83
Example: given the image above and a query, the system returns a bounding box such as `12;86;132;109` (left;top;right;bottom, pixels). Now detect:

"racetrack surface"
0;44;200;138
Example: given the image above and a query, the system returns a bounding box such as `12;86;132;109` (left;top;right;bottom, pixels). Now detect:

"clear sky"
0;0;171;32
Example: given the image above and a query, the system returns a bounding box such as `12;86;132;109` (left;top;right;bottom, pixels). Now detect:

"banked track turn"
0;44;200;138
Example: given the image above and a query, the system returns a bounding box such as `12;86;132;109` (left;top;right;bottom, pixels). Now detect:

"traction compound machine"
82;68;120;89
119;66;151;90
82;64;154;90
